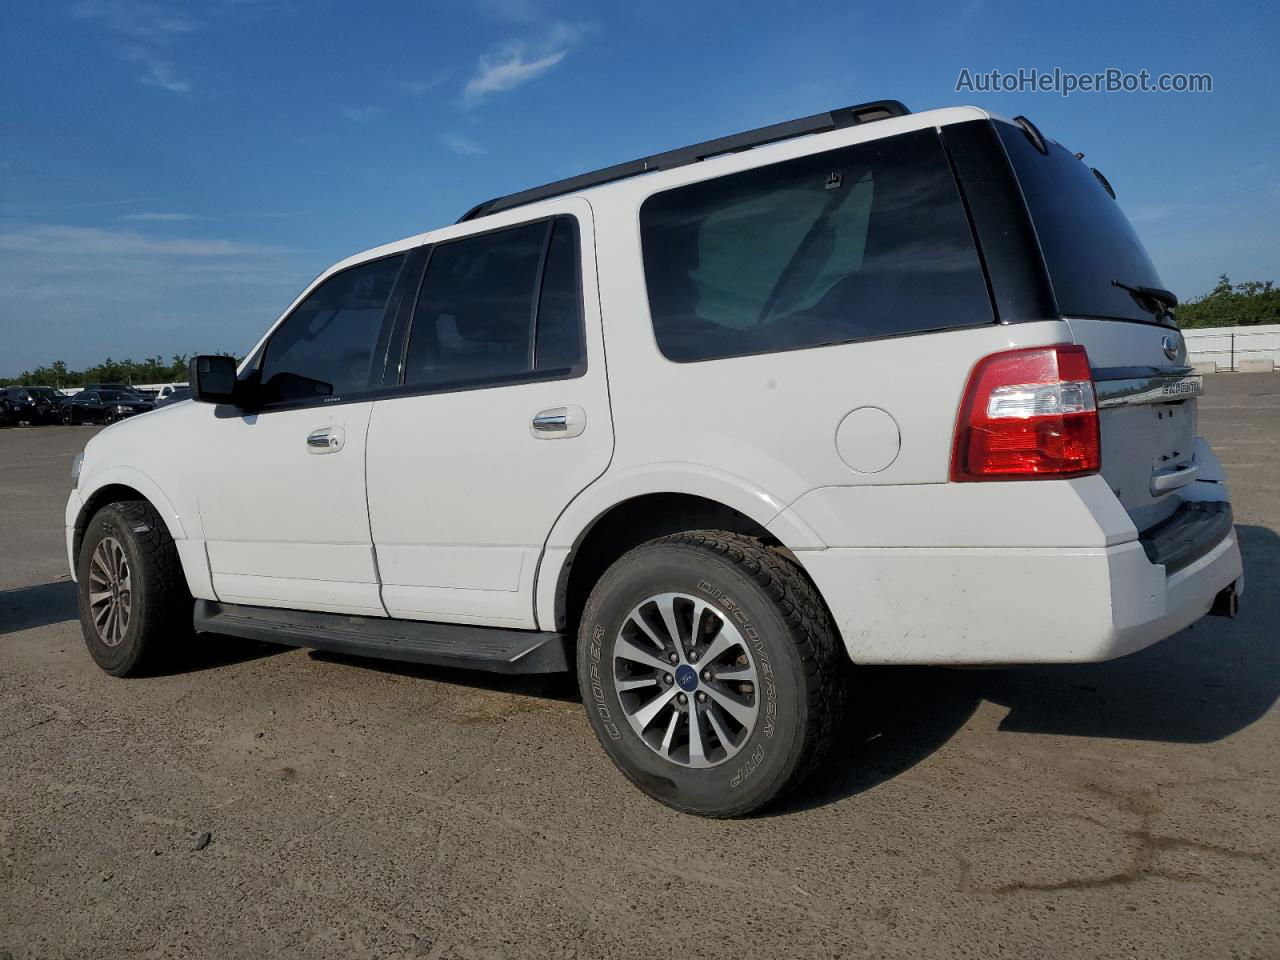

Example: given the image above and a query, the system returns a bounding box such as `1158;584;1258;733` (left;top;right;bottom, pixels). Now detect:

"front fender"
76;464;188;543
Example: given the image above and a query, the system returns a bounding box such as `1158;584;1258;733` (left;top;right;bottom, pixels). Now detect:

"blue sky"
1;0;1276;375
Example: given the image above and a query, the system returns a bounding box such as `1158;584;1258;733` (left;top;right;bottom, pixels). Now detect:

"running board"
193;600;571;674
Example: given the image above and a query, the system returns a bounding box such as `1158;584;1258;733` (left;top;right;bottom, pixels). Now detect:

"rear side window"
996;122;1167;325
261;253;405;402
640;128;992;362
404;216;584;389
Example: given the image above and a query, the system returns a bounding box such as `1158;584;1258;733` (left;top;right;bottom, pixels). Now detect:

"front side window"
640;128;993;362
403;216;584;389
260;253;405;403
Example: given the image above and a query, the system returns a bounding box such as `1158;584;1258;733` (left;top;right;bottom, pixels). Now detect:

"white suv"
67;101;1243;816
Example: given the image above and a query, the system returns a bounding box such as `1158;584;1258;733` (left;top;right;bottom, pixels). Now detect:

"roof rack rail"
457;99;910;222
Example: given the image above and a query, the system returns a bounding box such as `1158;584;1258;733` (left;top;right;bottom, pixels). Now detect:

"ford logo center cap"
674;664;699;692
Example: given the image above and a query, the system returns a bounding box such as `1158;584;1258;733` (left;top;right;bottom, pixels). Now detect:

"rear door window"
640;128;993;362
403;216;585;389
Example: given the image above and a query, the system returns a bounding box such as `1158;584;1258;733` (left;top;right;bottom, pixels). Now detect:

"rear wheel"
78;500;192;676
103;410;117;424
577;531;845;817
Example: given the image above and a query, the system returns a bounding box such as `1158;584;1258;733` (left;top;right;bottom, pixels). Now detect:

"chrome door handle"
531;405;585;439
306;426;345;453
532;411;568;432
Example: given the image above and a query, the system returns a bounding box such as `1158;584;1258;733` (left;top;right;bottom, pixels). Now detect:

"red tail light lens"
951;344;1100;481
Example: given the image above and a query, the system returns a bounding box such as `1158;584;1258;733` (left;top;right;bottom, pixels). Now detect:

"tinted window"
534;218;584;371
261;254;405;402
997;122;1166;325
640;128;992;362
404;217;584;388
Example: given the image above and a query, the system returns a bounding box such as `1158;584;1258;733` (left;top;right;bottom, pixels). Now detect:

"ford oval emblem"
1162;333;1180;362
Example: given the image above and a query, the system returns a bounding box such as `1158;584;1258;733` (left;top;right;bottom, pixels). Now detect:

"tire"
103;410;117;424
61;406;74;425
577;531;846;817
77;500;192;677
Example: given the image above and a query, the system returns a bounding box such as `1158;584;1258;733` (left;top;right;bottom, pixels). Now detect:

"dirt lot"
1;375;1277;960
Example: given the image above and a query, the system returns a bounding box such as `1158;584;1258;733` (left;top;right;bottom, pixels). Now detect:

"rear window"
997;121;1167;325
639;128;993;362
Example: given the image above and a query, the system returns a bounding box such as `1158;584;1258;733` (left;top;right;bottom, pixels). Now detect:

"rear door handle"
306;426;345;453
531;405;585;439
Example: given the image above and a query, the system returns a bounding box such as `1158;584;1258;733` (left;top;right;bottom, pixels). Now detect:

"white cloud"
340;106;385;124
462;23;586;106
400;72;451;96
120;212;198;222
135;57;191;93
72;1;201;40
74;1;197;93
442;133;487;157
0;225;277;257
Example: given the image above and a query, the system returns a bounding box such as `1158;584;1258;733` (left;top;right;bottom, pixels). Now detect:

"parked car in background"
153;386;192;408
1;386;64;425
83;383;148;397
27;386;69;422
61;389;154;425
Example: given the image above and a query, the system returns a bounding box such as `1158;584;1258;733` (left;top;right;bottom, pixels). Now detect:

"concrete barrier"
1192;361;1218;374
1237;358;1276;373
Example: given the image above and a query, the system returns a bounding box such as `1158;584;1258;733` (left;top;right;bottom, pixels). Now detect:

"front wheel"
61;406;74;425
78;500;192;676
577;531;846;817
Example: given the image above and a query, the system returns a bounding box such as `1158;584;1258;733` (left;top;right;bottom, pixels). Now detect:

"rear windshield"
997;121;1167;325
640;127;993;362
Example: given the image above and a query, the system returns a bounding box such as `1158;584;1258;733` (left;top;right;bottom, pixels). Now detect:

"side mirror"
189;355;239;405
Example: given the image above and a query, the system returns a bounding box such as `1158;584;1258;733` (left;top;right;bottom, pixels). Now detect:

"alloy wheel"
612;592;760;768
87;537;132;647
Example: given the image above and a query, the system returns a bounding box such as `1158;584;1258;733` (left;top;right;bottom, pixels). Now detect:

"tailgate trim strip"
1094;372;1202;408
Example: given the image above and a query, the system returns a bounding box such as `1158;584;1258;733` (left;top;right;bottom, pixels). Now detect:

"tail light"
951;344;1100;481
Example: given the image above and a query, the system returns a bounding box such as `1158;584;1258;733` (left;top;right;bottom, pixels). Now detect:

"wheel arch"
538;466;826;636
74;469;187;566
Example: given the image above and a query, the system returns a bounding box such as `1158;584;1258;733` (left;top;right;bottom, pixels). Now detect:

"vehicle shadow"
0;578;286;673
775;522;1278;814
0;579;78;635
306;649;581;704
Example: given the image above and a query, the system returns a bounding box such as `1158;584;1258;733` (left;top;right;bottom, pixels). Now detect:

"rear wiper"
1112;279;1178;311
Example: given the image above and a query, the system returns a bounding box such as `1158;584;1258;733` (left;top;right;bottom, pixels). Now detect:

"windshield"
997;121;1170;326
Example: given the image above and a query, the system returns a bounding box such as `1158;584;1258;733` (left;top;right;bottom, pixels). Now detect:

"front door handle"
531;405;586;439
306;426;345;453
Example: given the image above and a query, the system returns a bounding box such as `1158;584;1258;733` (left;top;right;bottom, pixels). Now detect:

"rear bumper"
795;528;1242;664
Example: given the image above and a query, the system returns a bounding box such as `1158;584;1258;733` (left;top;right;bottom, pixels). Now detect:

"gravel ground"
1;374;1277;959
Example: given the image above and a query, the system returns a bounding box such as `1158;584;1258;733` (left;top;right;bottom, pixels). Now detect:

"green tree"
1178;274;1280;328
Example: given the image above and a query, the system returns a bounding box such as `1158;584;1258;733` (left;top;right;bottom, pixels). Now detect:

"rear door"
365;201;613;628
995;120;1201;531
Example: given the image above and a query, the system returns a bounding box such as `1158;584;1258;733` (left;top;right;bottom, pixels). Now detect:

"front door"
365;203;613;627
189;252;410;616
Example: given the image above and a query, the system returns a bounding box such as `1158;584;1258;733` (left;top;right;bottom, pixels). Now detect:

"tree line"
0;354;236;389
1176;275;1279;328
